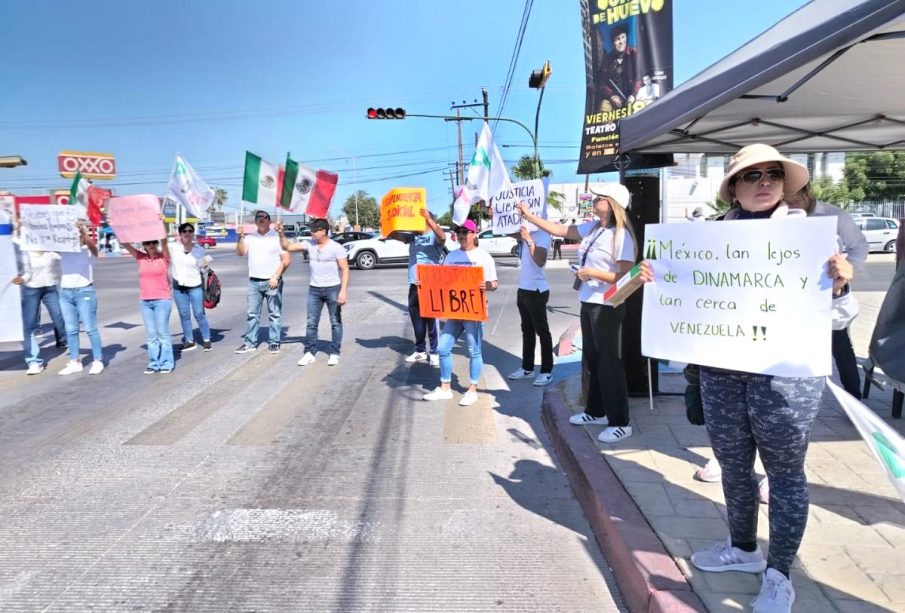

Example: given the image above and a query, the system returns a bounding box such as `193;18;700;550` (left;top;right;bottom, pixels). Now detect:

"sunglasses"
255;216;270;221
456;228;473;235
180;229;194;234
738;168;785;184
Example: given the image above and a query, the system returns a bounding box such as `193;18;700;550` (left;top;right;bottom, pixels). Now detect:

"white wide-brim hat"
718;143;810;203
588;182;631;210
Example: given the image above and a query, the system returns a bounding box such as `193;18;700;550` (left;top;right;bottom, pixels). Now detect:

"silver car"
857;217;899;252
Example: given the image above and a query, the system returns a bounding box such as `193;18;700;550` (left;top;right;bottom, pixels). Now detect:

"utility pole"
450;95;487;186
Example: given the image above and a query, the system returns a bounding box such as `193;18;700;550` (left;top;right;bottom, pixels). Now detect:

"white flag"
166;154;215;219
452;185;473;225
465;122;511;207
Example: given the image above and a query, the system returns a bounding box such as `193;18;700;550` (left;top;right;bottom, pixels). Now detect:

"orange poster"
380;187;426;236
416;264;487;322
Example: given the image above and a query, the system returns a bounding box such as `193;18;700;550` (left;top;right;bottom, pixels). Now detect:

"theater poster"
578;0;674;174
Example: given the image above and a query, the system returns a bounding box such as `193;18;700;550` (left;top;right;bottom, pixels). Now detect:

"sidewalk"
543;288;905;612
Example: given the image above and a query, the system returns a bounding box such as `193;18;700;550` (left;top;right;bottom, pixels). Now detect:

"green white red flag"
242;151;284;206
279;155;338;218
68;171;90;209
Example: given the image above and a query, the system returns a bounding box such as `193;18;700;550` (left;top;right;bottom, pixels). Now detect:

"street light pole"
528;60;552;179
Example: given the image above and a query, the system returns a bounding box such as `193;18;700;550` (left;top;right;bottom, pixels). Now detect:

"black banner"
577;0;674;174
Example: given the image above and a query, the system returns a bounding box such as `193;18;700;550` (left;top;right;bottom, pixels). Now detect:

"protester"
423;219;498;406
518;183;642;443
12;245;67;375
689;144;853;613
507;224;554;386
58;221;105;375
171;222;213;352
121;237;175;374
551;233;563;260
277;218;349;366
235;210;290;354
389;208;446;366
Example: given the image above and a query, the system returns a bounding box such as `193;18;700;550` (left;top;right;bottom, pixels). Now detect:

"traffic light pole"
405;113;538;160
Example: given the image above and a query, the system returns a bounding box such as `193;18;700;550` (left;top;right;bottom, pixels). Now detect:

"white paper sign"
641;216;837;377
18;204;80;252
491;179;545;235
0;210;23;342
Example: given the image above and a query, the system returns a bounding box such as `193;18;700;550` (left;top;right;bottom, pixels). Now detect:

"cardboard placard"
381;188;427;236
416;264;487;322
107;195;166;243
491;179;545;235
18;204;81;252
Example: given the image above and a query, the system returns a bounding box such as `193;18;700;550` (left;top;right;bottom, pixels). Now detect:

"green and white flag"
68;171;90;208
242;151;283;206
455;121;511;224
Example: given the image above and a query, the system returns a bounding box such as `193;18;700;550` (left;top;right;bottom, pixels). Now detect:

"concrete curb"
541;387;706;613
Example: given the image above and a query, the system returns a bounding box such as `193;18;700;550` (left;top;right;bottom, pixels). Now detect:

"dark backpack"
203;269;221;309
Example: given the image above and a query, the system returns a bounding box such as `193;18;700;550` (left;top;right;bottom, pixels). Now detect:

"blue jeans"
173;284;210;343
437;319;484;385
21;285;66;366
140;299;174;370
243;279;283;346
305;284;342;355
59;286;104;362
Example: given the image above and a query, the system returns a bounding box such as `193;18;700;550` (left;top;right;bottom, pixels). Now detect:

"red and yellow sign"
53;190;70;205
380;187;426;236
58;150;116;180
416;264;487;322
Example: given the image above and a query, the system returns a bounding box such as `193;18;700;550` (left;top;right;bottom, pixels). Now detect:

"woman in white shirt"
58;221;105;376
170;223;212;352
12;248;66;375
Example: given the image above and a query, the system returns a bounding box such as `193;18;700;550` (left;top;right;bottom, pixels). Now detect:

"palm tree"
207;188;228;214
511;154;552;180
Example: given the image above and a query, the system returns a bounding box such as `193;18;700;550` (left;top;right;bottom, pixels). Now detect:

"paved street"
0;249;625;612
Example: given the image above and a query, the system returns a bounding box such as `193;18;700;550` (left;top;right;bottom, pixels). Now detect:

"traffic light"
528;61;552;89
366;107;406;119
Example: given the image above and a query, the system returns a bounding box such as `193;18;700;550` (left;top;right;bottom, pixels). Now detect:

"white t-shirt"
518;230;551;292
13;243;61;288
60;246;94;288
308;239;346;287
444;247;497;283
244;230;285;279
170;244;210;288
575;221;635;305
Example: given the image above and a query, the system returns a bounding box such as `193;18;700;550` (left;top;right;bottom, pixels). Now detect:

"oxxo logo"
58;151;116;179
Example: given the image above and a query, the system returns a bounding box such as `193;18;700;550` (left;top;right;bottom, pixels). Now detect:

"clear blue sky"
0;0;809;217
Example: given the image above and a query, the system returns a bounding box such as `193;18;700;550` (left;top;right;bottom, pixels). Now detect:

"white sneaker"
298;352;316;366
694;458;723;483
569;412;608;426
508;368;535;380
759;476;770;504
598;424;633;443
691;537;767;574
750;568;795;613
26;363;45;375
58;361;83;376
423;387;453;401
459;390;479;406
88;361;104;375
327;354;339;366
533;373;554;386
429;354;439;366
405;351;428;363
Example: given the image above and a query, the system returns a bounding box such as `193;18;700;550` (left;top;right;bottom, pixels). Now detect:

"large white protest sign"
107;195;166;243
18;204;81;252
491;179;545;235
0;210;23;342
641;216;837;377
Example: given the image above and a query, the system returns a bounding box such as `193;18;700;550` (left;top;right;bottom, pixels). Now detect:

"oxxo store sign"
58;151;116;180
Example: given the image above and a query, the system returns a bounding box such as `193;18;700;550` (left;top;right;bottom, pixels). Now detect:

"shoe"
235;344;255;354
533;373;554;387
759;477;770;504
58;361;83;376
26;363;45;375
144;368;157;375
268;343;280;354
88;361;104;375
181;341;197;352
298;352;316;366
598;424;633;443
691;537;767;574
459;390;479;406
405;351;428;363
694;458;723;483
327;354;339;366
423;387;454;401
508;368;535;380
202;341;212;352
429;353;439;366
569;412;608;426
55;340;66;348
750;567;795;613
159;368;173;374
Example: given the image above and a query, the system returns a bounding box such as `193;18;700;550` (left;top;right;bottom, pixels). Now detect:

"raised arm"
77;221;99;257
275;221;307;252
515;202;582;241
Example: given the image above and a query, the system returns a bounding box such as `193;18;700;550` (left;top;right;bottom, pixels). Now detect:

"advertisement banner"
577;0;673;174
380;188;427;236
58;150;117;180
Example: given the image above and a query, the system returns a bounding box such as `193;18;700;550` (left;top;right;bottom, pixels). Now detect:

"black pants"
408;284;438;354
552;240;562;259
516;289;553;374
580;301;629;426
832;327;861;398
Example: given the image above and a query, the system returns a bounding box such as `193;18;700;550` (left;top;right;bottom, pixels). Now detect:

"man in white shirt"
235;210;291;354
12;246;66;374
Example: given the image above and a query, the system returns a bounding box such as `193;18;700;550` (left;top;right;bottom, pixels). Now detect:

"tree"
511;154;552;180
206;187;228;214
547;190;565;220
342;190;380;229
844;151;905;201
436;210;452;226
809;176;851;206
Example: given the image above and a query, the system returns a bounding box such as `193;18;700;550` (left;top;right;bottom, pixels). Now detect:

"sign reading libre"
641;216;838;377
416;264;487;322
58;151;116;180
380;187;426;236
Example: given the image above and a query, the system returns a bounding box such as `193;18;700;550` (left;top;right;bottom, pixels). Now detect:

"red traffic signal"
366;107;406;119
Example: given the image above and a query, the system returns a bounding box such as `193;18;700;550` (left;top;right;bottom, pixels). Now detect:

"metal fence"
848;200;905;219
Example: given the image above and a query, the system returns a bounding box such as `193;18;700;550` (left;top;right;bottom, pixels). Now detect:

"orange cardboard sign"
416;264;487;322
380;187;426;236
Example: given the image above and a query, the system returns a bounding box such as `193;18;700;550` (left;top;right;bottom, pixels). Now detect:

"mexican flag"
69;171;90;208
242;151;284;206
279;155;339;218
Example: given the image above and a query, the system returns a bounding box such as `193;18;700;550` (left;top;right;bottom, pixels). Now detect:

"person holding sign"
121;237;175;374
58;221;105;376
688;144;853;613
423;219;498;407
171;222;213;352
518;183;641;443
389;208;446;366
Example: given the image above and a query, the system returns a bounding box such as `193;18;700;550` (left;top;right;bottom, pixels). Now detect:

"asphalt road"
0;248;626;612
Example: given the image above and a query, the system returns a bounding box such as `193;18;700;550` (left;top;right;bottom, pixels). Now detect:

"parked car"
344;235;409;269
333;231;374;244
196;235;217;248
477;229;520;257
857;216;899;252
